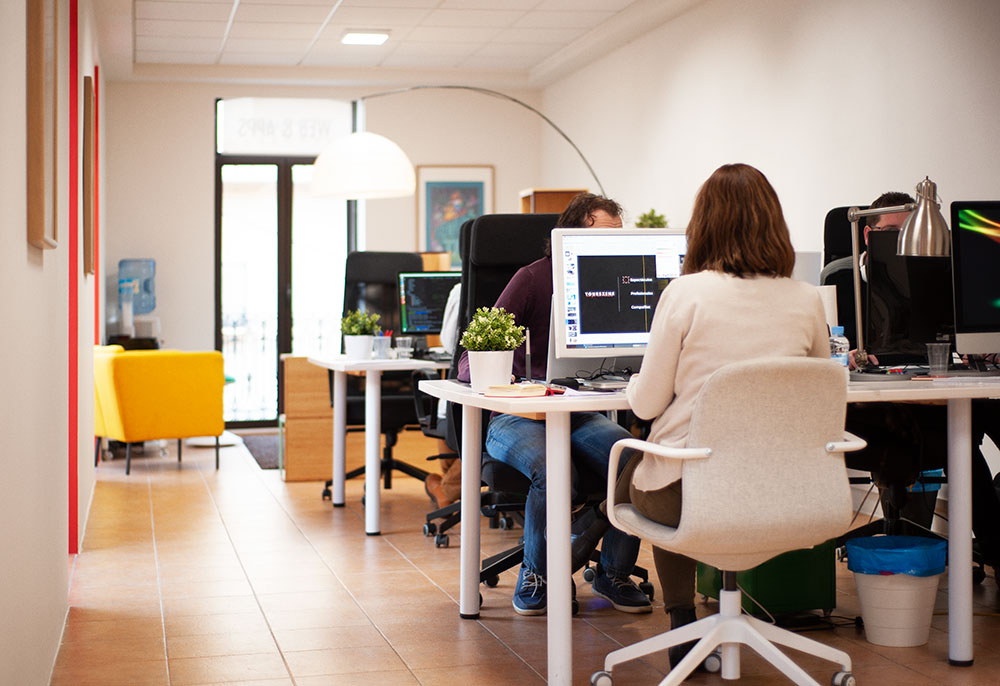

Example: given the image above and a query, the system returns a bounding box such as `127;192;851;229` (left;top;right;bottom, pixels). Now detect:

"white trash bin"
846;535;946;647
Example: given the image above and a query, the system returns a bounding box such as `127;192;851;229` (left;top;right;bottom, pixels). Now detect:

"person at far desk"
424;282;463;509
457;192;652;617
614;163;831;668
839;190;1000;575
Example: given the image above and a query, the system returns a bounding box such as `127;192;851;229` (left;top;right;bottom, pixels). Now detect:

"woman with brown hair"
619;163;830;665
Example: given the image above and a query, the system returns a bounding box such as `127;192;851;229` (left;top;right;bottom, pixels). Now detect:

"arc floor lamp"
311;85;606;201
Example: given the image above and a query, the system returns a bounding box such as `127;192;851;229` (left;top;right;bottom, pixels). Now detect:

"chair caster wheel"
499;516;514;530
590;670;612;686
484;575;500;588
973;565;986;585
434;534;449;548
582;566;596;583
703;649;722;673
423;522;437;537
639;581;654;601
321;487;331;500
832;671;856;686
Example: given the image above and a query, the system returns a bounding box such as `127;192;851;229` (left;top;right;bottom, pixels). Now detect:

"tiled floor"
55;432;1000;685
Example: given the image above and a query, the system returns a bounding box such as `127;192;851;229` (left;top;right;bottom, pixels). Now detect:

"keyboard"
420;351;453;363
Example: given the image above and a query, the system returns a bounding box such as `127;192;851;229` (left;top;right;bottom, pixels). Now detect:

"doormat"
241;434;280;470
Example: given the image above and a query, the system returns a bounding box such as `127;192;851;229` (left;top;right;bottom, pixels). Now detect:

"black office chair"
819;205;867;350
321;251;429;503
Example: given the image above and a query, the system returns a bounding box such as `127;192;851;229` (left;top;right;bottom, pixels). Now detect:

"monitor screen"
865;229;953;363
550;228;687;359
951;201;1000;355
398;271;461;335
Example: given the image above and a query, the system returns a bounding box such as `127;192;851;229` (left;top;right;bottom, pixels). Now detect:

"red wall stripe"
93;66;100;344
69;0;79;555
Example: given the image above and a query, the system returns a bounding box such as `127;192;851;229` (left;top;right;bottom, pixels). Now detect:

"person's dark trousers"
844;400;1000;568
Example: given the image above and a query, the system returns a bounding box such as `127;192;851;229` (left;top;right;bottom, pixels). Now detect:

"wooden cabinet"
519;188;588;214
281;355;332;482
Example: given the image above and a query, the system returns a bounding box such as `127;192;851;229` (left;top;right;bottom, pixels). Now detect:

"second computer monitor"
398;271;461;335
550;228;687;360
865;229;953;364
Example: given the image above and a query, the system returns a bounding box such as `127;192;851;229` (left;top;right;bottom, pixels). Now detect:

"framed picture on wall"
26;0;59;250
416;165;494;269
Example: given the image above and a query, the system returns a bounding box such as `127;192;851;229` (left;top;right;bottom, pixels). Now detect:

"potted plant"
635;208;668;228
341;309;381;360
460;306;525;392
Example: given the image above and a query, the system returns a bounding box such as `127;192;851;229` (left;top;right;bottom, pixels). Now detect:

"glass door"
217;160;347;425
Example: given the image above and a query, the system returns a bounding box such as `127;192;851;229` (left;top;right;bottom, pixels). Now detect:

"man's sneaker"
513;567;547;615
591;573;653;613
512;567;579;616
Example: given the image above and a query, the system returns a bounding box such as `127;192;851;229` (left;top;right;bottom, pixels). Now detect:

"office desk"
419;376;1000;683
418;379;629;685
309;356;449;535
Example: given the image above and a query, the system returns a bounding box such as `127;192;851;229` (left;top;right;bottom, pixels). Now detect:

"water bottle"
829;325;850;368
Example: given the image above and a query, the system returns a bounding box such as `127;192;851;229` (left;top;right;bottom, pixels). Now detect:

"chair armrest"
606;437;712;531
825;431;867;454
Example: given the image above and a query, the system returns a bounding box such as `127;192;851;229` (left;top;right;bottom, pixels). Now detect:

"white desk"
419;376;1000;684
309;356;449;535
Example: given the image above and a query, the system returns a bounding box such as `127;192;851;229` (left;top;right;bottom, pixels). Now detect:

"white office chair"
593;357;866;686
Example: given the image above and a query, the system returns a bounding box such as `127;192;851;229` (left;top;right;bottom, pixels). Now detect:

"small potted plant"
341;309;381;360
460;307;525;392
635;208;668;228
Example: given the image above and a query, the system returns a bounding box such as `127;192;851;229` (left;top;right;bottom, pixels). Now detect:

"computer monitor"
397;271;461;335
951;201;1000;355
549;228;687;369
865;229;953;364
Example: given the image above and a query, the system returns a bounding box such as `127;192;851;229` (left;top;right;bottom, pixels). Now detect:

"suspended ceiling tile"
224;37;313;53
219;51;304;66
135;1;233;22
511;10;615;30
328;6;432;25
134;19;229;38
405;26;500;43
228;22;319;40
235;4;333;23
421;8;525;28
135;50;222;64
492;26;586;44
136;35;224;52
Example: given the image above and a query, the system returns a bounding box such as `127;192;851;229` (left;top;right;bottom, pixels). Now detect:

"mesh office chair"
321;251;428;502
420;215;559;551
594;357;865;686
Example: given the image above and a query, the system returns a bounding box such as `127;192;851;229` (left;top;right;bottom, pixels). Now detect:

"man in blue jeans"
458;193;651;615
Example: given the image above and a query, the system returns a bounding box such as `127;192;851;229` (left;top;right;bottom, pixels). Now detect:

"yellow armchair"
94;347;225;474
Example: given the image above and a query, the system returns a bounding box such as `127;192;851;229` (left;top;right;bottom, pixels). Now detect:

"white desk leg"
545;411;573;686
332;371;347;507
365;370;382;535
947;398;974;665
460;405;483;619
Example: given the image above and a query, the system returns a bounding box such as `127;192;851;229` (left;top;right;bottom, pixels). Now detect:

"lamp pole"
356;85;607;197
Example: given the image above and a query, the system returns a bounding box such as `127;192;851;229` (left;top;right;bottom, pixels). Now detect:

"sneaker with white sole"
512;566;579;616
591;573;653;613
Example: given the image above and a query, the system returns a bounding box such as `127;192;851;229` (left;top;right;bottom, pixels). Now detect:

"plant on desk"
635;208;668;228
460;307;525;392
342;309;381;360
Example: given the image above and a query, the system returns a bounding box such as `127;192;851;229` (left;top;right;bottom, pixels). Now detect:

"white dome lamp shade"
312;131;416;199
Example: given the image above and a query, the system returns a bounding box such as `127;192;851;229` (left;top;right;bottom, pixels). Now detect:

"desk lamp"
846;176;951;368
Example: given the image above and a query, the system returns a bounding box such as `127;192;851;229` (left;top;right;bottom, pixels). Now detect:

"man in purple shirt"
459;194;651;616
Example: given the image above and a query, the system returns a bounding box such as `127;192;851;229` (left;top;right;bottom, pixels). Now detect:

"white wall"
103;84;545;349
0;1;71;683
539;0;1000;255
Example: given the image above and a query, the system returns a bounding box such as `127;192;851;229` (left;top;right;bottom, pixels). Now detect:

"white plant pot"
467;350;515;393
343;335;374;361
